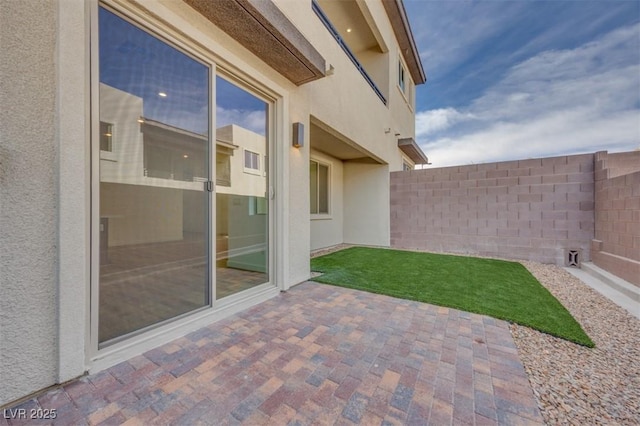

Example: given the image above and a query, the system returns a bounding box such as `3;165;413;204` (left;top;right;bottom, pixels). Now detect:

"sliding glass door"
97;7;211;344
215;76;270;299
95;6;274;346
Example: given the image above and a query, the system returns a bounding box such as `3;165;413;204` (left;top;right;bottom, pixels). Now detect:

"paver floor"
2;282;544;425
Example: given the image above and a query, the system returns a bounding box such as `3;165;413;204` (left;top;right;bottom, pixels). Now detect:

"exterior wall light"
292;122;304;148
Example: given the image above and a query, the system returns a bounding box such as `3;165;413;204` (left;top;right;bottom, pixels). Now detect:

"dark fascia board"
184;0;326;85
398;137;429;164
382;0;426;85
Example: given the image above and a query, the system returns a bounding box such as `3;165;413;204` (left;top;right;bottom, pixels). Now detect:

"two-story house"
0;0;426;405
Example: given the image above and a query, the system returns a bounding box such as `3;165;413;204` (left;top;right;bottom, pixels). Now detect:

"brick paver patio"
2;282;543;425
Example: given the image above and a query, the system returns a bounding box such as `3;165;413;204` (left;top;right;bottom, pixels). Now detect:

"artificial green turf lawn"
311;247;594;347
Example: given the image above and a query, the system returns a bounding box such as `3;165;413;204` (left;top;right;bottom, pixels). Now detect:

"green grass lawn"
311;247;594;347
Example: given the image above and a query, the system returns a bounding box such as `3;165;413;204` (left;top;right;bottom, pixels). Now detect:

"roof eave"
382;0;427;85
184;0;326;86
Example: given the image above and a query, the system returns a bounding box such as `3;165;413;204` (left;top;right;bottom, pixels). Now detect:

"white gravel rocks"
514;261;639;425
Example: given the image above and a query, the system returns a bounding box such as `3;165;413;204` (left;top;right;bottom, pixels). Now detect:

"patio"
2;282;543;425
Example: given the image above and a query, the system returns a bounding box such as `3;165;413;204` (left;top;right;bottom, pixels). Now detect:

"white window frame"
398;59;406;93
99;120;118;161
310;158;331;218
397;56;414;111
99;121;113;152
243;148;261;175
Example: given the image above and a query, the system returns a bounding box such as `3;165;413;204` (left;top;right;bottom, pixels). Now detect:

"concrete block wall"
592;151;640;287
390;153;596;265
599;150;640;179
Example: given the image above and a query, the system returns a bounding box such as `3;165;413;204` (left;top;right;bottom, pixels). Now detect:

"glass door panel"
98;7;210;344
215;76;269;299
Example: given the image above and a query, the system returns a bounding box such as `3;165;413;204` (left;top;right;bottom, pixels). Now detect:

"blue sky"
403;0;640;167
100;7;266;136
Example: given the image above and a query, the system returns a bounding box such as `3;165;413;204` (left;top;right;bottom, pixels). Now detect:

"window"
403;161;413;171
100;121;113;152
398;59;414;109
244;149;260;173
310;159;329;215
249;196;268;215
142;123;207;182
398;61;406;92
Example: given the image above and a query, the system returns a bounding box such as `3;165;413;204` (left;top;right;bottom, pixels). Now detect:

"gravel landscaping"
515;261;639;425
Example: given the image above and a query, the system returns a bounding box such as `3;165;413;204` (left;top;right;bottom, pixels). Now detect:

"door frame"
87;0;283;372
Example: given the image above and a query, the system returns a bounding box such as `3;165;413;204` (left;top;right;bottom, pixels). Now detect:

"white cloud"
216;106;266;136
415;108;476;137
406;1;527;78
417;23;640;167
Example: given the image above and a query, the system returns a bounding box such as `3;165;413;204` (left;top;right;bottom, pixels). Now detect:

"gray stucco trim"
56;0;89;384
184;0;326;85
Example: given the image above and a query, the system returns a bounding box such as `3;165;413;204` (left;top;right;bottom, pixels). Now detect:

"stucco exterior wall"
276;0;417;173
310;150;344;251
285;90;312;287
1;0;422;405
344;162;391;247
391;154;596;265
592;151;640;286
0;0;59;405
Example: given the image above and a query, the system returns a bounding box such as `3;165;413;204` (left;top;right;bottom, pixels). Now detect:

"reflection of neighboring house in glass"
215;124;267;198
99;83;266;195
99;83;267;262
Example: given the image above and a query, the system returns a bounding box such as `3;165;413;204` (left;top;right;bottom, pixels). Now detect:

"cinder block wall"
592;151;640;287
390;153;595;265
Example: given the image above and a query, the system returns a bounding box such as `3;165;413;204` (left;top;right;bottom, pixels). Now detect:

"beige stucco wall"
0;0;420;405
310;150;345;250
276;0;415;252
216;125;267;198
344;162;391;246
0;0;59;405
101;183;185;246
276;0;417;173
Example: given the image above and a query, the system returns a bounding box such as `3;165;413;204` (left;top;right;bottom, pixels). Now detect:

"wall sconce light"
292;122;304;148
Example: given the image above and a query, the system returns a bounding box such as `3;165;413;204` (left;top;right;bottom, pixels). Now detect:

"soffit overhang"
382;0;426;85
398;137;428;164
310;118;385;164
184;0;326;85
